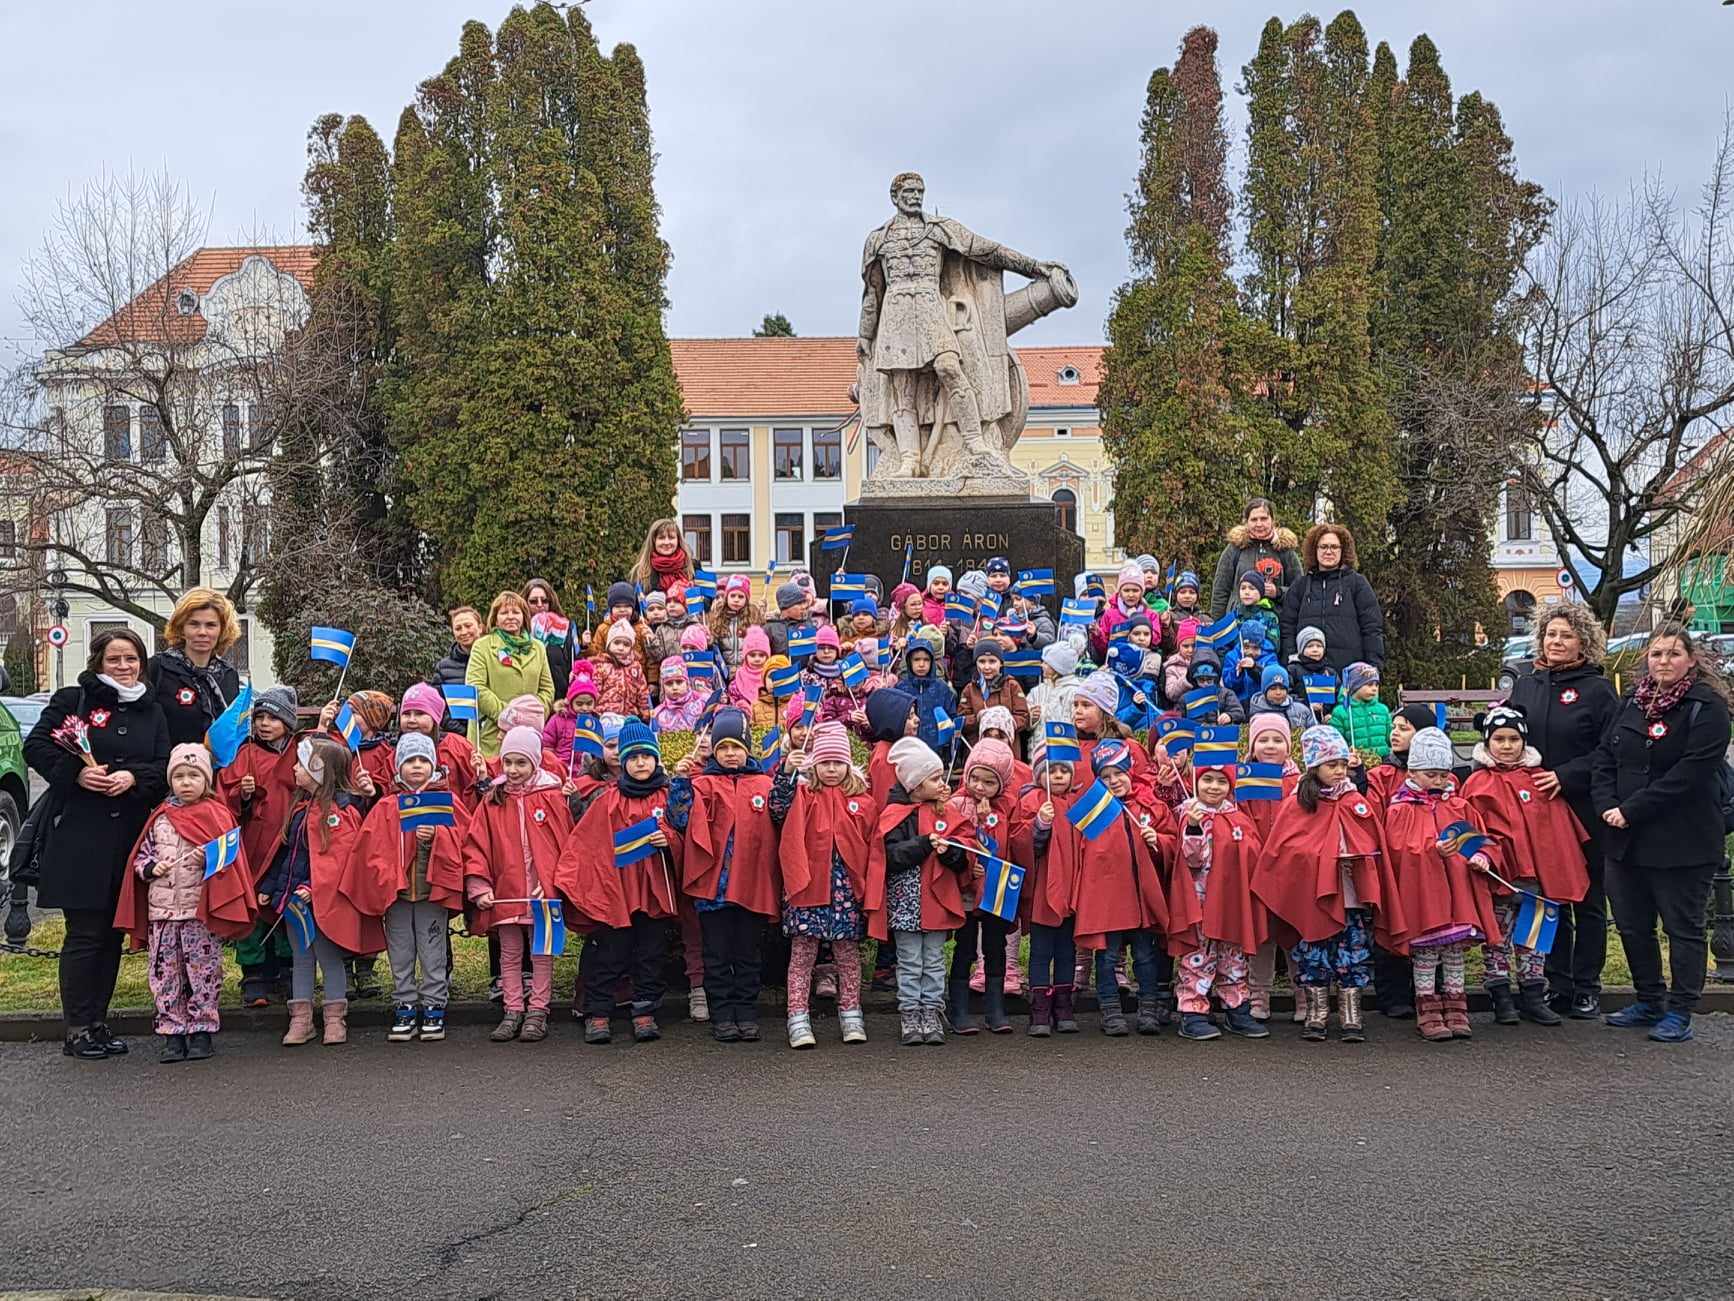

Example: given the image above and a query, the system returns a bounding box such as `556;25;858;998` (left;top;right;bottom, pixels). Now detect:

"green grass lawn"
0;915;1639;1015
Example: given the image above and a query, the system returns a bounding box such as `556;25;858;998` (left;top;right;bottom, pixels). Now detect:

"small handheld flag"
756;727;785;762
585;585;597;617
831;572;869;603
764;559;778;589
900;540;914;585
1014;568;1056;599
685;589;708;618
572;713;604;759
310;626;356;669
682;651;717;683
1233;762;1285;800
202;827;241;879
529;898;567;956
442;683;479;722
767;662;804;700
799;682;823;729
1508;891;1561;954
398;791;457;831
1001;646;1043;680
976;590;1004;622
933;707;958;746
613;815;663;868
205;681;253;768
977;855;1026;922
945;592;977;623
819;523;856;551
1181;685;1220;722
1436;820;1490;862
839;653;869;691
333;703;364;752
787;624;818;661
1155;716;1195;755
284;895;318;953
1195;613;1238;653
1060;598;1097;629
530;611;571;648
1303;673;1339;709
689;568;718;601
1066;779;1124;841
1043;720;1081;763
1193;724;1240;769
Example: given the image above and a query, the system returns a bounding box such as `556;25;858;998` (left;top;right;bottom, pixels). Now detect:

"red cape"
780;783;875;909
1237;769;1300;842
342;781;468;917
433;732;483;814
864;797;975;942
1383;790;1502;956
459;784;573;932
114;799;258;949
557;786;682;929
1365;762;1406;811
355;740;396;799
1012;787;1073;928
1251;790;1406;950
681;773;781;919
868;741;896;808
295;799;385;955
218;738;298;885
1166;804;1268;957
1120;785;1180;875
1058;788;1168;952
1461;766;1590;903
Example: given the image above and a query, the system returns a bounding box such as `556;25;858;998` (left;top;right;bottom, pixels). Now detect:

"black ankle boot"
186;1031;214;1060
159;1034;188;1064
1518;982;1562;1026
1487;982;1520;1025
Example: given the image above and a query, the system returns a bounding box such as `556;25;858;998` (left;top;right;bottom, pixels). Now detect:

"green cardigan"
465;631;555;757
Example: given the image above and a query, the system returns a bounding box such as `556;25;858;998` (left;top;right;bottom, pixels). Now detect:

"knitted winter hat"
1247;712;1292;749
742;626;772;656
723;574;752;597
168;743;213;786
974;635;1009;661
400;681;446;724
816;624;842;651
395;731;437;772
775;582;806;612
1135;553;1160;574
1297;625;1326;654
567;662;599;699
1238;569;1264;593
600;713;627;744
985;556;1011;576
1177;617;1201;645
1090;739;1133;775
1126;612;1154;636
617;719;659;762
253;685;299;730
346;690;395;736
925;565;953;589
710;707;751;751
978;705;1016;738
680;623;710;651
1042;640;1080;677
1106;642;1143;678
1476;703;1528;739
1300;725;1350;770
890;582;920;610
958;570;989;599
965;738;1015;791
1261;664;1290;691
604;620;636;651
500;694;546;730
1241;622;1268;645
1343;661;1381;696
783;691;808;727
889;736;943;791
605;581;636;612
996;612;1031;640
500;726;543;766
910;626;945;660
1395;703;1436;734
659;657;687;682
1117;561;1144;591
1077;670;1120;713
1175;570;1200;594
809;720;853;766
849;597;878;619
1407;727;1455;772
642;588;668;611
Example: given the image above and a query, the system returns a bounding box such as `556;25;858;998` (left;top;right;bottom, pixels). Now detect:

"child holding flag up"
1237;714;1301;1021
1012;736;1080;1035
945;739;1021;1035
220;685;301;1007
116;745;258;1062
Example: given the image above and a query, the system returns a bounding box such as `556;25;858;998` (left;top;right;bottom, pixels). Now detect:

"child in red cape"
318;689;395;801
219;683;301;1007
1069;741;1170;1037
1013;738;1079;1034
969;706;1031;998
668;707;780;1043
256;734;382;1048
771;720;876;1049
463;726;574;1046
1070;670;1140;772
343;732;468;1045
1462;704;1590;1028
116;744;257;1062
1366;704;1441;809
1094;739;1179;1032
1251;725;1406;1043
944;738;1021;1036
560;719;681;1046
1384;727;1502;1042
1168;763;1269;1042
397;682;486;814
1239;713;1301;1021
865;736;975;1047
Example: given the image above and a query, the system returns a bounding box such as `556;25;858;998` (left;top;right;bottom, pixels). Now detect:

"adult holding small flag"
464;590;555;757
1278;523;1384;672
522;579;575;701
148;587;244;747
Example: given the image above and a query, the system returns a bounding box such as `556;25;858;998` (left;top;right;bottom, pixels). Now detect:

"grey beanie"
395;731;438;771
253;685;299;730
1297;626;1326;653
775;582;806;611
957;569;989;599
1042;640;1079;677
1407;727;1455;772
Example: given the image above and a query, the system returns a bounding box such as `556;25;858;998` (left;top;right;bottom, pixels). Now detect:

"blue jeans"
1095;931;1159;999
1028;919;1076;988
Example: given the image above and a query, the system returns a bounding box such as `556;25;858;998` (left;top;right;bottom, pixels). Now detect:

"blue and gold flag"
1303;673;1339;708
977;590;1004;621
613;816;662;869
1014;568;1056;599
1194;724;1239;769
1233;762;1285;801
1060;598;1096;629
1195;612;1238;653
442;683;479;722
1043;720;1081;762
284;895;318;953
945;592;977;623
756;727;785;763
1066;779;1124;841
767;662;804;699
1181;685;1220;722
799;682;823;729
333;703;364;752
932;707;957;746
787;624;818;661
689;568;718;601
1436;820;1490;861
682;651;717;683
839;653;869;690
205;681;253;769
685;589;708;618
1508;891;1561;954
529;898;567;956
572;712;604;759
978;855;1026;922
309;626;356;668
202;827;241;879
900;541;914;585
819;523;856;551
1155;716;1195;755
830;573;869;603
397;791;457;831
1002;646;1043;680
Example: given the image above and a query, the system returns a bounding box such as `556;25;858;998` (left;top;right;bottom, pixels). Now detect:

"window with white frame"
681;428;711;482
773;428;803;481
812;425;842;480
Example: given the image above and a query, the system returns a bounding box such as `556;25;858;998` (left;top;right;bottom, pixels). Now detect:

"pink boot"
969;954;986;994
1003;930;1024;996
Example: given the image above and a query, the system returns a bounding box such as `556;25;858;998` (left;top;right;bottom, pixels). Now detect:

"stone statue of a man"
858;172;1076;486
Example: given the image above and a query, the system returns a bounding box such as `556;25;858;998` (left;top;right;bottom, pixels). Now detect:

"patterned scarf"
1634;670;1694;721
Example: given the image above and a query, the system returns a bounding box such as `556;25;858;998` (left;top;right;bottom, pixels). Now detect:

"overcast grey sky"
2;1;1729;363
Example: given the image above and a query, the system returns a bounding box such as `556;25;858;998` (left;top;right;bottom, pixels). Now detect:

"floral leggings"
148;919;224;1036
1288;908;1373;989
1485;896;1546;986
787;936;863;1015
1176;936;1250;1013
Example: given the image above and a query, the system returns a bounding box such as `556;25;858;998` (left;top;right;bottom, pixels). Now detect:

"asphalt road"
2;1011;1730;1301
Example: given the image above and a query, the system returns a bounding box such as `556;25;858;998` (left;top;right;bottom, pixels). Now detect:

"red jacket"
779;782;876;909
1058;788;1168;952
1383;785;1502;954
1166;801;1267;957
1251;788;1406;951
342;779;469;916
460;779;573;932
114;798;258;949
218;737;298;885
681;772;780;919
1461;761;1590;904
864;796;975;941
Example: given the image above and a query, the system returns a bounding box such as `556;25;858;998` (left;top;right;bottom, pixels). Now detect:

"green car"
0;699;30;883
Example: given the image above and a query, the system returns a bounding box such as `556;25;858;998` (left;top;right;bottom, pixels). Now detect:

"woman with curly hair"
148;587;243;746
1277;523;1384;673
1506;600;1621;1017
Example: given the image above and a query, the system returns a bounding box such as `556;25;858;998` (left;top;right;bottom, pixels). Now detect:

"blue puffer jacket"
1224;643;1279;704
897;657;959;758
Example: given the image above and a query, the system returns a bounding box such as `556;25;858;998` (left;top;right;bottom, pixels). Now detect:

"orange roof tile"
669;337;1103;420
77;245;318;348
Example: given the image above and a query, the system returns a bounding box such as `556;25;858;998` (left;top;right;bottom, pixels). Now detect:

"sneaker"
419;1008;447;1041
1222;1003;1270;1039
488;978;504;1004
584;1016;612;1045
1647;1011;1694;1043
1605;1001;1666;1029
786;1012;816;1049
389;1005;419;1042
1568;992;1601;1020
688;987;710;1023
737;1020;762;1042
632;1014;661;1043
839;1009;868;1044
712;1019;742;1043
1178;1012;1221;1041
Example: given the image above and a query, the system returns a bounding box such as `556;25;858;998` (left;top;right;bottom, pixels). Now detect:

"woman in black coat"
1592;624;1731;1043
1278;522;1385;672
147;587;242;746
1506;601;1621;1018
24;628;171;1059
522;578;574;701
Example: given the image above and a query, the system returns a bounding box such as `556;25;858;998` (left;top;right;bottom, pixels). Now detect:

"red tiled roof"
1664;427;1731;495
669;337;1103;419
77;245;318;348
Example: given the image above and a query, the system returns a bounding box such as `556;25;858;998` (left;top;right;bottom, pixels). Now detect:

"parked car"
0;695;46;735
0;699;33;894
1496;636;1535;692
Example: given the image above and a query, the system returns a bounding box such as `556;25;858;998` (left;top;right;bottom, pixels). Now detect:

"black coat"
431;642;472;736
1592;678;1731;870
23;673;171;912
147;652;241;748
1278;567;1385;672
1507;661;1621;835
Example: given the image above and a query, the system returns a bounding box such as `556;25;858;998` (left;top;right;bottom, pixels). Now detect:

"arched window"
1052;487;1078;535
1504;589;1537;633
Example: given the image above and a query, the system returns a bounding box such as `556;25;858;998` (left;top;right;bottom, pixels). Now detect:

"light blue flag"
1193;724;1239;769
397;791;457;831
309;626;355;668
1508;891;1561;954
839;653;869;691
202;827;241;879
333;703;364;752
1043;720;1081;763
932;707;958;746
1065;779;1124;841
613;816;662;869
442;684;479;722
205;680;253;768
284;895;318;953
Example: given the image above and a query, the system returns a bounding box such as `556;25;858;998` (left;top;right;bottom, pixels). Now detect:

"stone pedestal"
808;496;1085;605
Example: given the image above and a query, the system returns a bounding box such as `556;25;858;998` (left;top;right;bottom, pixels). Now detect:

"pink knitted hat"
723;574;752;597
606;620;636;649
168;743;213;787
400;681;446;723
680;623;710;651
743;626;772;656
566;662;598;701
816;624;841;650
500;726;543;766
659;656;688;681
784;693;808;726
1247;712;1292;748
1177;617;1201;645
809;721;852;766
964;737;1015;791
1117;561;1144;591
890;582;920;610
500;694;546;730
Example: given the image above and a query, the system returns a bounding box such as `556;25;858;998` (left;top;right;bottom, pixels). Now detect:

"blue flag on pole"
1195;612;1239;653
1155;716;1195;755
839;653;869;690
799;682;823;729
830;573;869;603
767;662;803;699
613;816;662;868
977;590;1004;622
1303;673;1339;709
1043;720;1081;762
1193;724;1239;768
1508;891;1561;954
682;651;717;683
689;568;718;601
932;707;958;746
529;898;567;956
1233;762;1285;800
757;727;784;763
1066;779;1124;841
397;791;457;831
1436;819;1490;862
1014;568;1056;599
945;592;977;623
787;624;818;661
333;703;364;752
977;855;1026;922
309;626;356;668
685;589;708;618
442;683;479;722
572;713;603;759
205;681;253;768
202;827;241;879
284;895;318;953
1002;646;1043;680
1060;598;1096;629
900;541;914;586
819;524;856;551
1181;685;1220;722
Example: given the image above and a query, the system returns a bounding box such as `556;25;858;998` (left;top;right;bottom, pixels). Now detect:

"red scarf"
649;548;690;591
1634;670;1693;720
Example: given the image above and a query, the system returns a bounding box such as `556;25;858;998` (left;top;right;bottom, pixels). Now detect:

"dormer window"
1057;365;1080;385
175;290;199;316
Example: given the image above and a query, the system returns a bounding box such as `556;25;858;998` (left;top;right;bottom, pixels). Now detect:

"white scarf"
98;673;146;703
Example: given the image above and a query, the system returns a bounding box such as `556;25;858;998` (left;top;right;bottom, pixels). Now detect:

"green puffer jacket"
1330;695;1392;760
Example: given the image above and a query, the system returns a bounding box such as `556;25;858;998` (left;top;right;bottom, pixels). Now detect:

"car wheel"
1497;670;1516;692
0;791;17;893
